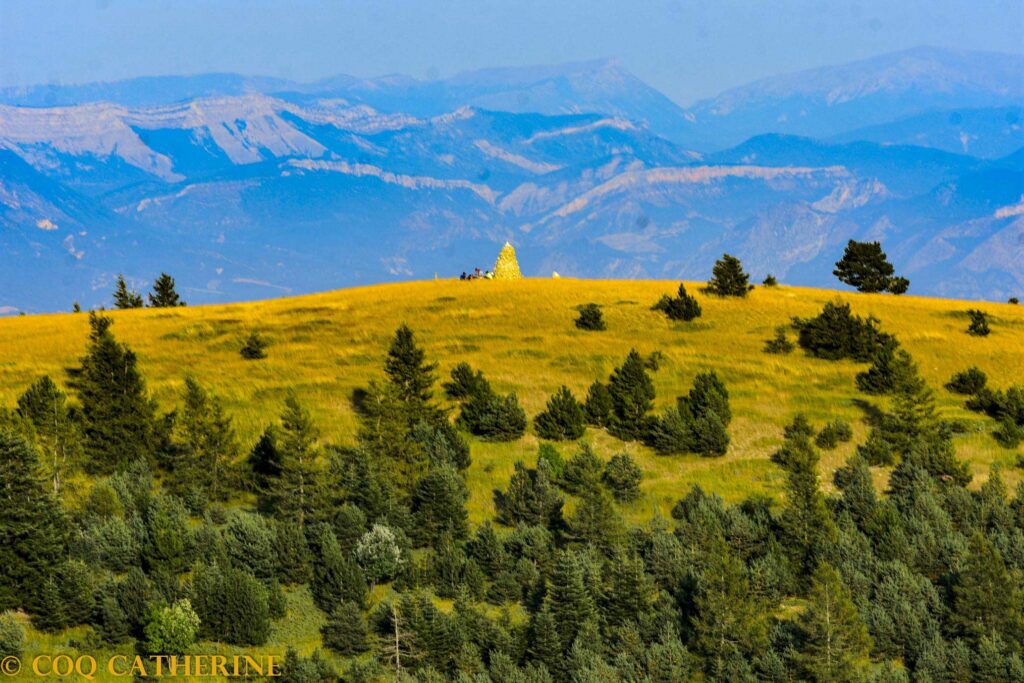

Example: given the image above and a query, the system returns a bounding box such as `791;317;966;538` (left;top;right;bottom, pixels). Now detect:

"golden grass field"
1;277;1022;523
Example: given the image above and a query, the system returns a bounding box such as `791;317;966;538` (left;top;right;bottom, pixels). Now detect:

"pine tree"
945;367;987;395
112;274;144;309
692;535;769;673
0;432;67;613
682;370;732;426
496;460;564;529
763;326;794;354
706;253;751;297
172;377;238;503
568;487;626;552
73;313;157;473
16;375;81;497
603;551;652;627
147;272;185;307
249;426;281;508
855;343;919;395
952;533;1024;645
534;385;586;440
527;604;563;672
797;563;872;682
357;379;429;489
442;363;488;401
602;452;642;502
583;381;614;427
271;394;321;530
775;417;834;580
412;465;469;545
321;601;369;655
607;349;656;441
546;551;597;651
385;324;438;405
833;240;898;293
312;526;368;613
32;578;67;632
191;563;271;646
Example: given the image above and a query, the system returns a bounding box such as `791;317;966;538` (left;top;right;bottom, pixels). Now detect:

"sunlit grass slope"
1;279;1022;521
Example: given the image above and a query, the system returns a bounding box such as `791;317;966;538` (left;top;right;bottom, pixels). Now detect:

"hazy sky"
1;0;1021;105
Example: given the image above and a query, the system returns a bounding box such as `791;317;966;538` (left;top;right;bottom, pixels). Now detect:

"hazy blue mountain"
831;106;1024;159
2;49;1024;312
676;47;1024;150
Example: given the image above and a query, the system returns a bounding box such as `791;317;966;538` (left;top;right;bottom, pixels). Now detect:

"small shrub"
888;276;910;295
602;453;643;502
764;326;794;354
534;386;586;441
240;332;268;360
645;351;665;371
993;417;1022;449
763;274;778;286
652;284;702;321
144;599;200;655
945;367;987;395
458;389;528;441
816;420;854;450
1009;297;1019;305
966;309;990;336
575;303;606;331
537;443;565;477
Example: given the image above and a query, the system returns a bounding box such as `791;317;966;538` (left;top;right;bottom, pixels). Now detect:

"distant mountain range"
1;47;1022;312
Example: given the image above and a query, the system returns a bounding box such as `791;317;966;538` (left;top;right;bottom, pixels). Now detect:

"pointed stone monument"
493;242;523;280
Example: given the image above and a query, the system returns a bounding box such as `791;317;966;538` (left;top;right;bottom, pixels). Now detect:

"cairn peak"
493;242;523;280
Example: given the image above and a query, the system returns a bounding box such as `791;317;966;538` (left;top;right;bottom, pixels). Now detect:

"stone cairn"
493;242;523;280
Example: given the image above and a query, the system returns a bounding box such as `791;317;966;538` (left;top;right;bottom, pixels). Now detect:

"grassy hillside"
1;277;1021;522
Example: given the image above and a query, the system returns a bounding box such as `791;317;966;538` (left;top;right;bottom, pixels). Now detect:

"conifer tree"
385;324;438;405
833;240;899;293
774;417;835;580
113;274;144;309
607;349;656;441
412;465;469;545
706;253;751;297
527;604;563;672
583;381;614;427
855;343;919;395
952;533;1024;645
797;563;872;682
191;563;271;646
357;379;429;490
249;426;281;508
763;326;794;354
147;272;185;307
442;362;488;401
322;601;370;655
172;377;238;502
966;309;990;336
0;432;67;613
546;551;598;651
603;551;653;627
602;452;642;502
32;578;67;632
496;460;564;529
652;283;702;321
692;535;769;674
16;375;81;497
271;394;321;530
681;370;732;426
74;313;157;473
534;385;586;441
239;331;268;360
312;526;368;613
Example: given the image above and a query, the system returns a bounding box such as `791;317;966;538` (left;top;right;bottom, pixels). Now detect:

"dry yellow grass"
1;278;1021;522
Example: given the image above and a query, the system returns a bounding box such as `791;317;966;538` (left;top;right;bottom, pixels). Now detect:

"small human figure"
460;272;467;280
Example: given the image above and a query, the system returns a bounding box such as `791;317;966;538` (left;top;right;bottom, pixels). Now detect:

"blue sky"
1;0;1021;105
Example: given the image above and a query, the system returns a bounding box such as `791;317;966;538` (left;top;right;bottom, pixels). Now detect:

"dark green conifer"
534;385;586;441
797;563;872;681
583;381;614;427
321;601;369;655
74;313;157;473
311;527;368;613
706;253;751;297
0;432;67;613
412;465;469;545
385;324;438;405
113;274;144;309
607;349;655;441
602;452;642;502
147;272;185;307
